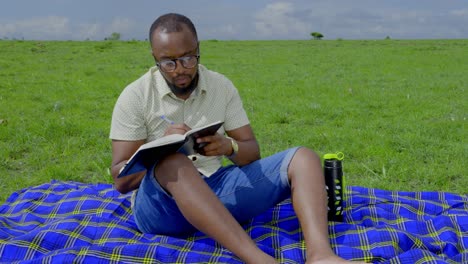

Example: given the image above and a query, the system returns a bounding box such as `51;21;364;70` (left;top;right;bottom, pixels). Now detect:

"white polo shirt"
110;64;250;176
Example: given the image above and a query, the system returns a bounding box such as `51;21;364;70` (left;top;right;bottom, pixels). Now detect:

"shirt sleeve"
109;84;147;141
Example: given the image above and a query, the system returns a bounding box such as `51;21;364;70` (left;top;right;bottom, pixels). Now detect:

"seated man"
110;13;362;264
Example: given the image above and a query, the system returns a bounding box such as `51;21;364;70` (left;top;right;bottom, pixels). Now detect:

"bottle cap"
324;152;344;160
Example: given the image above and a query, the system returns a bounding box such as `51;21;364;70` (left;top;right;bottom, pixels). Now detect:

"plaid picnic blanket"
0;181;466;263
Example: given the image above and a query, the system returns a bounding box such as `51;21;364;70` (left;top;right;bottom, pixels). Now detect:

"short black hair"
149;13;198;45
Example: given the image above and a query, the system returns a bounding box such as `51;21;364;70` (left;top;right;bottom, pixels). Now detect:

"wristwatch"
226;136;238;158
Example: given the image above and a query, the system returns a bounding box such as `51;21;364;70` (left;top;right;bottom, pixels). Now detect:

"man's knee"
288;147;322;179
153;153;198;183
294;146;320;162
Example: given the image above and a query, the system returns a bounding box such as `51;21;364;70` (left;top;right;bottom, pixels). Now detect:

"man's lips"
174;76;191;86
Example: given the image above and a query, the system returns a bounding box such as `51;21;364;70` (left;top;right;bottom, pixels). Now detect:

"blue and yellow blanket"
0;181;466;263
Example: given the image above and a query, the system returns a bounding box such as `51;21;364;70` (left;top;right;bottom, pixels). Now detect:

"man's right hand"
163;123;191;136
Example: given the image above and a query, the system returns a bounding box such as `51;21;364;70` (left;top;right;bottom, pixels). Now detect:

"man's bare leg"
288;147;366;264
155;153;276;264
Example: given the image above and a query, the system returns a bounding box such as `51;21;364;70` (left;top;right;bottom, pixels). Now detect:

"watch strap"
226;136;238;159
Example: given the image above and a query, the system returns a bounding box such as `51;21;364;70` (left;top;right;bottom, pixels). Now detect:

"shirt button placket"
183;100;189;124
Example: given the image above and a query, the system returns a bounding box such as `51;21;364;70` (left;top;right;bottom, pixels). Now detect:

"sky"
1;0;467;41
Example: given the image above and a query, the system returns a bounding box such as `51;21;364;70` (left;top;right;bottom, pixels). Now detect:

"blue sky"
1;0;467;41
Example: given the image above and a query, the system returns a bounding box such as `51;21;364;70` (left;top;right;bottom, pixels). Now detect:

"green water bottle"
323;152;345;222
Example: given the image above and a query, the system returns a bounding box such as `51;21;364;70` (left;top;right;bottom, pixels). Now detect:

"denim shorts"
133;147;300;236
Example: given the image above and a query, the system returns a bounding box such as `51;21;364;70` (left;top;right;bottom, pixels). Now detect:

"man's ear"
150;52;158;64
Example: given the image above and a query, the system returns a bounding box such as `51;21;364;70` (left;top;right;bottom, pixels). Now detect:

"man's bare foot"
306;254;367;264
243;251;277;264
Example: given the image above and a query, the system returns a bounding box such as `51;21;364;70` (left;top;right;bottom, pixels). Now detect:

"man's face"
151;26;199;94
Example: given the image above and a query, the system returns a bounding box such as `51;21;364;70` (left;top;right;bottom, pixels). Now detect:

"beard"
164;73;199;97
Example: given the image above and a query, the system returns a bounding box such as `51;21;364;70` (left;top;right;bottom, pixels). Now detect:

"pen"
160;115;175;125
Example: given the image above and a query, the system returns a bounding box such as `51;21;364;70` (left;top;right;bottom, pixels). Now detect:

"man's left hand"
195;134;232;156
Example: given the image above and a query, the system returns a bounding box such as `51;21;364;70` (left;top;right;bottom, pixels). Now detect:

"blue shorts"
133;147;300;236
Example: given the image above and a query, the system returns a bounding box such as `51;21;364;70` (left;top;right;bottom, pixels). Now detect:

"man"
110;13;361;264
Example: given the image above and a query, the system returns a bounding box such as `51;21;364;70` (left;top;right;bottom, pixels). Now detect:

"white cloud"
0;15;139;40
75;18;138;40
0;23;15;36
254;2;309;39
305;4;468;40
108;17;136;38
450;8;468;16
77;23;101;40
0;1;466;40
217;24;238;36
204;24;241;40
0;16;70;39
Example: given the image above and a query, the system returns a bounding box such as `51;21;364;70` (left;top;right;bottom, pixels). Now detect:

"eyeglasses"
156;54;200;72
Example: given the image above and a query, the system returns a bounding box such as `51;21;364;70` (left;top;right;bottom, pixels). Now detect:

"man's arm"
225;124;260;166
111;139;146;194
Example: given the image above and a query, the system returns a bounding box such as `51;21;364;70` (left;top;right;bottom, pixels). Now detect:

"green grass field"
0;39;466;203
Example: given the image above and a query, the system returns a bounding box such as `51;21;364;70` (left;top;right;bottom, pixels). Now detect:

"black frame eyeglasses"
156;54;200;73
